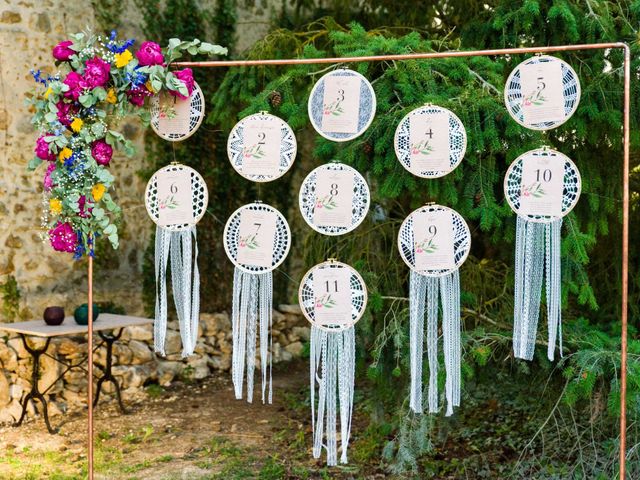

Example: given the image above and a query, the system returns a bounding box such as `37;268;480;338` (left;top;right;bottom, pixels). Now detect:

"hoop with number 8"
223;202;291;274
504;148;581;223
504;55;581;131
397;204;471;277
299;163;370;236
145;164;208;231
150;82;205;141
226;112;297;182
394;104;467;178
298;260;368;332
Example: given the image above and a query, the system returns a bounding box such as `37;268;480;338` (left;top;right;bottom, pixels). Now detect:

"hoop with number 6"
298;260;368;332
397;204;471;277
145;164;208;231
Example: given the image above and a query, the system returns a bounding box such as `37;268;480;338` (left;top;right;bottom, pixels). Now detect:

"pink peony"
49;222;77;253
63;71;83;100
56;100;77;127
81;57;111;89
35;135;55;161
126;85;149;107
168;68;194;100
135;41;164;66
43;162;56;191
91;140;113;166
52;40;75;61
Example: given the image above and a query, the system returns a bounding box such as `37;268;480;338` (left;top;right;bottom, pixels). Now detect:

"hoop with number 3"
145;164;208;231
298;260;368;332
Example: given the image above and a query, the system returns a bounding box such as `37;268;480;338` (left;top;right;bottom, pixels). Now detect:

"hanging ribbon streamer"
398;205;470;416
504;148;581;361
223;202;291;403
145;164;208;357
299;260;367;466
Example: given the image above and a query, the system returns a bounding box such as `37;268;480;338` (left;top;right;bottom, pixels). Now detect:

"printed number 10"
535;169;552;182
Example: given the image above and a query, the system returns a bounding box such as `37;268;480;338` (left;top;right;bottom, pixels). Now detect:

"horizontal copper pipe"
173;42;627;68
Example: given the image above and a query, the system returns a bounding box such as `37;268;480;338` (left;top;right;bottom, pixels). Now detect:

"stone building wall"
0;305;308;424
0;0;274;322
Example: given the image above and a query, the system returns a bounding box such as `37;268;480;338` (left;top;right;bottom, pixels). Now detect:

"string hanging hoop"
299;259;367;465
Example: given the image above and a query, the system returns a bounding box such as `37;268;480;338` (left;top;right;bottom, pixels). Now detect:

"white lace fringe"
409;270;461;416
513;217;563;361
231;268;273;404
154;226;200;358
310;325;355;465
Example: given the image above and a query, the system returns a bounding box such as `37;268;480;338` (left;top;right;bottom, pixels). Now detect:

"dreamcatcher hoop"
397;204;471;277
299;163;370;236
308;68;376;142
504;148;581;224
504;55;581;131
144;164;208;231
150;82;205;141
226;112;297;182
299;260;368;333
223;202;291;274
394;104;467;178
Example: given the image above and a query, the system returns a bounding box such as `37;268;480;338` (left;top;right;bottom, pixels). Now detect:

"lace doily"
150;82;205;141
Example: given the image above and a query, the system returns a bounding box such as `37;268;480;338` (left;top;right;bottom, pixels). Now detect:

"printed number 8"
330;183;339;196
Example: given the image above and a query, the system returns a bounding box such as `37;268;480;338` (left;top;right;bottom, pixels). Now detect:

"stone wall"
0;305;308;424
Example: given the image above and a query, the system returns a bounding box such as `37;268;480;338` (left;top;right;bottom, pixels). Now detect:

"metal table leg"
93;328;127;414
13;335;57;434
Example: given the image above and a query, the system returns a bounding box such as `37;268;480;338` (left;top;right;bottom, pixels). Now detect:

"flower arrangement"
28;31;226;258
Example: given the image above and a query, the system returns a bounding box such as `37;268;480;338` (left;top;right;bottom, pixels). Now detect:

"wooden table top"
0;314;153;338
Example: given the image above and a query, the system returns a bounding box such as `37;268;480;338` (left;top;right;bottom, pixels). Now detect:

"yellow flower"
106;88;117;104
145;80;156;93
114;49;133;68
58;147;73;162
49;198;62;216
92;183;106;201
44;87;53;99
70;117;83;133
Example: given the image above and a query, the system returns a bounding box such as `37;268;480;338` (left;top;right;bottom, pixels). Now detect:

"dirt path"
0;360;378;479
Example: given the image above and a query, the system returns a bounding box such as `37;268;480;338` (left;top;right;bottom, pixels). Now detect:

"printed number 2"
325;280;339;292
257;132;266;145
535;169;552;182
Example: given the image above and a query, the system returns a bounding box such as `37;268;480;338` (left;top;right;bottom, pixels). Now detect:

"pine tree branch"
467;68;500;95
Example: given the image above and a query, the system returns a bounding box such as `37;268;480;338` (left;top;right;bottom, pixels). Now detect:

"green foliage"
0;275;21;323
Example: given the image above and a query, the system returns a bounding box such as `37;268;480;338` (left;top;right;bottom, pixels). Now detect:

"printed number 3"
337;89;345;102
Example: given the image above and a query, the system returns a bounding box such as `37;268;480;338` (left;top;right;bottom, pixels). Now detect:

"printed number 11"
325;280;338;293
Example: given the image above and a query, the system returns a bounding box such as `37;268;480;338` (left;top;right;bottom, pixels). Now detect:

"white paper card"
520;61;565;124
157;94;191;136
236;209;277;268
518;154;564;217
313;169;354;228
157;169;193;226
321;75;361;134
313;266;352;325
409;112;450;173
242;117;281;177
413;210;456;271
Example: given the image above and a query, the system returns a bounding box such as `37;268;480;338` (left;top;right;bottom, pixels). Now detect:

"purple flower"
52;40;75;61
169;68;195;100
63;71;83;100
135;41;164;66
126;85;149;107
49;222;77;253
56;100;77;128
81;57;111;89
91;140;113;166
35;135;55;161
43;162;56;190
78;195;92;218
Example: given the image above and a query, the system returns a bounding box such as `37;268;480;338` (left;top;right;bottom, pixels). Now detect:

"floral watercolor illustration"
415;238;438;254
521;181;546;198
159;195;179;210
315;293;337;309
242;143;266;159
315;194;338;210
410;139;434;156
323;99;345;116
239;234;260;249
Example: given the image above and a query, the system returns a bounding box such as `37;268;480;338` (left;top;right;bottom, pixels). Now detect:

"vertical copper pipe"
88;255;94;480
620;44;631;480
